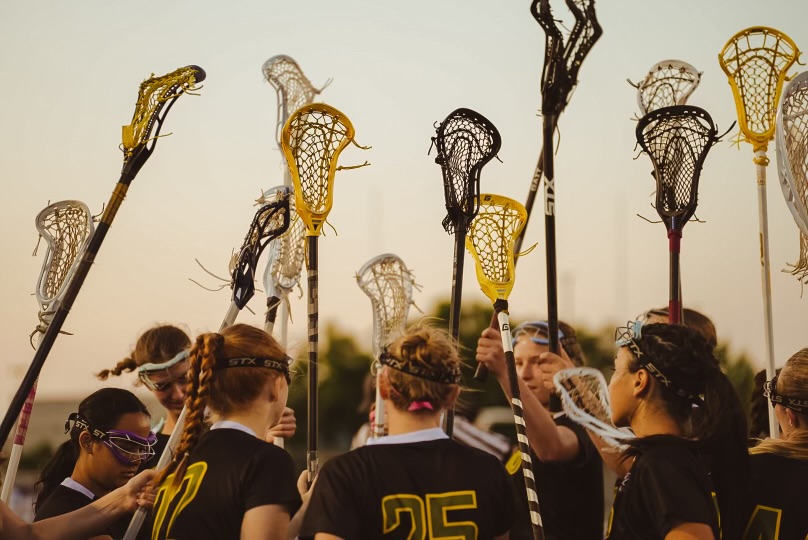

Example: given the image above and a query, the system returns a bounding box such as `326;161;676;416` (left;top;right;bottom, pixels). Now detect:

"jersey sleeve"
635;449;716;536
242;446;302;516
299;457;363;540
556;414;599;467
490;458;520;535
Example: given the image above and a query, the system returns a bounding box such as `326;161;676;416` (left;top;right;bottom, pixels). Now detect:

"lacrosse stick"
122;191;291;540
719;27;800;438
356;254;418;439
635;106;720;324
431;108;501;434
220;189;292;330
0;65;204;448
0;201;94;504
630;60;702;116
467;193;543;540
776;71;808;285
282;102;369;482
495;0;603;392
553;367;635;448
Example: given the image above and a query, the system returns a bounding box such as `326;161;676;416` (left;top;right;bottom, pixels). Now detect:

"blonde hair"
385;323;461;413
750;348;808;460
153;324;286;489
96;324;191;379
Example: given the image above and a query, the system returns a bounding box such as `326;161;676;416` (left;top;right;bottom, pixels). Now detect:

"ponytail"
96;324;191;380
34;440;79;513
96;356;137;380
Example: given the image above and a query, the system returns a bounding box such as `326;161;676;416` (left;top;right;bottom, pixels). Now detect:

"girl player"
300;323;517;539
606;322;748;540
149;324;304;540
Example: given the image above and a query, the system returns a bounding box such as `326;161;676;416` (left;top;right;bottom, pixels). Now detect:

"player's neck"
386;405;441;436
219;405;273;440
70;459;110;499
630;401;683;438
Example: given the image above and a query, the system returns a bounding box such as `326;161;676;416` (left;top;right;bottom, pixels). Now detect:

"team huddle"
0;311;805;539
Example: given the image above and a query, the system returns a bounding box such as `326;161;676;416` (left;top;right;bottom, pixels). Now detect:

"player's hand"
267;407;297;440
476;327;507;380
122;469;157;511
297;470;318;501
538;348;575;390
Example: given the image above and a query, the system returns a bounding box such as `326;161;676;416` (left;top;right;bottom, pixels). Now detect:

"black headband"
213;356;293;383
764;373;808;412
379;350;462;385
65;413;107;439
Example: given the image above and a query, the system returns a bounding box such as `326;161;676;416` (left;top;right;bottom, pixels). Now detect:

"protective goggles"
764;373;808;412
66;413;157;465
137;350;190;392
511;321;570;349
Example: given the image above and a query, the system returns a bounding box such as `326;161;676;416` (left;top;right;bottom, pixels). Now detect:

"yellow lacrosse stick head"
281;103;356;236
719;27;800;153
465;194;528;303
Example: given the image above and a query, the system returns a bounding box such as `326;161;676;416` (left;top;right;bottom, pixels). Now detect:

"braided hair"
96;324;191;380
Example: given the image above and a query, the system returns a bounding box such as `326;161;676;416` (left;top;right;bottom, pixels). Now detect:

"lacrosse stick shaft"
474;146;546;382
273;299;290;448
264;296;281;335
0;182;132;446
0;382;37;503
444;228;467;438
220;302;239;332
372;363;387;438
668;230;682;324
122;406;188;540
306;235;319;483
754;154;779;439
497;308;544;540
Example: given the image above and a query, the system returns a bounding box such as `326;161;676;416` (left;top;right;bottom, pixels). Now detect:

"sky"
1;0;807;406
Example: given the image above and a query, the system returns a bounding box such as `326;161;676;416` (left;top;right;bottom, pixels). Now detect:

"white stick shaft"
0;445;23;502
272;298;290;448
220;302;239;331
372;363;387;439
121;406;188;540
755;154;779;439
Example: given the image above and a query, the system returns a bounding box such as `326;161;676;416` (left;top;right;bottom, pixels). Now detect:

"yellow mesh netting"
465;194;528;303
356;254;417;357
121;66;202;159
719;27;799;150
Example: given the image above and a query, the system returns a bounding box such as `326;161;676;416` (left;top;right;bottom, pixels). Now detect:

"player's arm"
476;327;580;462
587;430;631;477
287;470;315;539
315;535;343;540
665;522;715;540
8;470;155;540
241;505;290;540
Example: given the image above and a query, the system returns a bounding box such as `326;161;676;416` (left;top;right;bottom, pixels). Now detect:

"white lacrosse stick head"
632;59;702;115
776;70;808;237
355;254;416;358
553;367;635;448
261;185;307;299
34;200;95;315
262;55;325;146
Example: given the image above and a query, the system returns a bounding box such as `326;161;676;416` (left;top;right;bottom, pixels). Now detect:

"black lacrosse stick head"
531;0;602;116
231;188;291;308
432;108;501;234
636;105;718;231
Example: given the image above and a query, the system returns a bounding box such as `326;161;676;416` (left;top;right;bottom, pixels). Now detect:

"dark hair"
34;388;150;512
749;368;776;440
97;324;191;380
648;306;717;351
623;323;748;539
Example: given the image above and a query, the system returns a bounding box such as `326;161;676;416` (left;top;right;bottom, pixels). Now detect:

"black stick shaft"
668;229;682;324
496;305;545;540
0;180;130;447
306;235;319;484
444;226;467;438
474;145;546;382
265;296;281;335
542;115;562;413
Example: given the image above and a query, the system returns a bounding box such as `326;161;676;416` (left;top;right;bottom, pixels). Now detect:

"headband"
137;349;190;373
213;355;293;383
379;350;462;385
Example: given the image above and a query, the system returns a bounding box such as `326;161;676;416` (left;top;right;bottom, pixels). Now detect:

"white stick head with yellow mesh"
281;103;357;236
355;254;416;358
553;367;636;449
34;200;95;317
719;27;800;152
632;59;702;115
262;55;323;147
465;194;528;303
776;70;808;237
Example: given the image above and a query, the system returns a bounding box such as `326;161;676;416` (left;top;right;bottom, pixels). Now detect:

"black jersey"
606;441;718;540
35;483;130;539
150;427;302;540
506;413;604;540
743;452;808;539
299;435;518;539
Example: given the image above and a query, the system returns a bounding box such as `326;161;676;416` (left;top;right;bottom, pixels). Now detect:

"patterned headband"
213;356;293;384
379;350;462;385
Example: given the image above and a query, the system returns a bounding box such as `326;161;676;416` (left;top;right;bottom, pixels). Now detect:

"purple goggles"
66;413;157;465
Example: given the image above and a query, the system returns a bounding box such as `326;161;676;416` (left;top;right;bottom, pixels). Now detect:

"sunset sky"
1;0;806;406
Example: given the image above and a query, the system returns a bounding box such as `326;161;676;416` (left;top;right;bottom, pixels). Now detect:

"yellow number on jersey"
742;505;782;540
382;491;478;539
151;462;208;540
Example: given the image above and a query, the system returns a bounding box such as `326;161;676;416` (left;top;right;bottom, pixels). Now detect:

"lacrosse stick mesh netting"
632;60;702;115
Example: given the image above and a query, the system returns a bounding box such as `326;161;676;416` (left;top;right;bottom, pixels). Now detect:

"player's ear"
633;369;650;398
78;430;95;454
